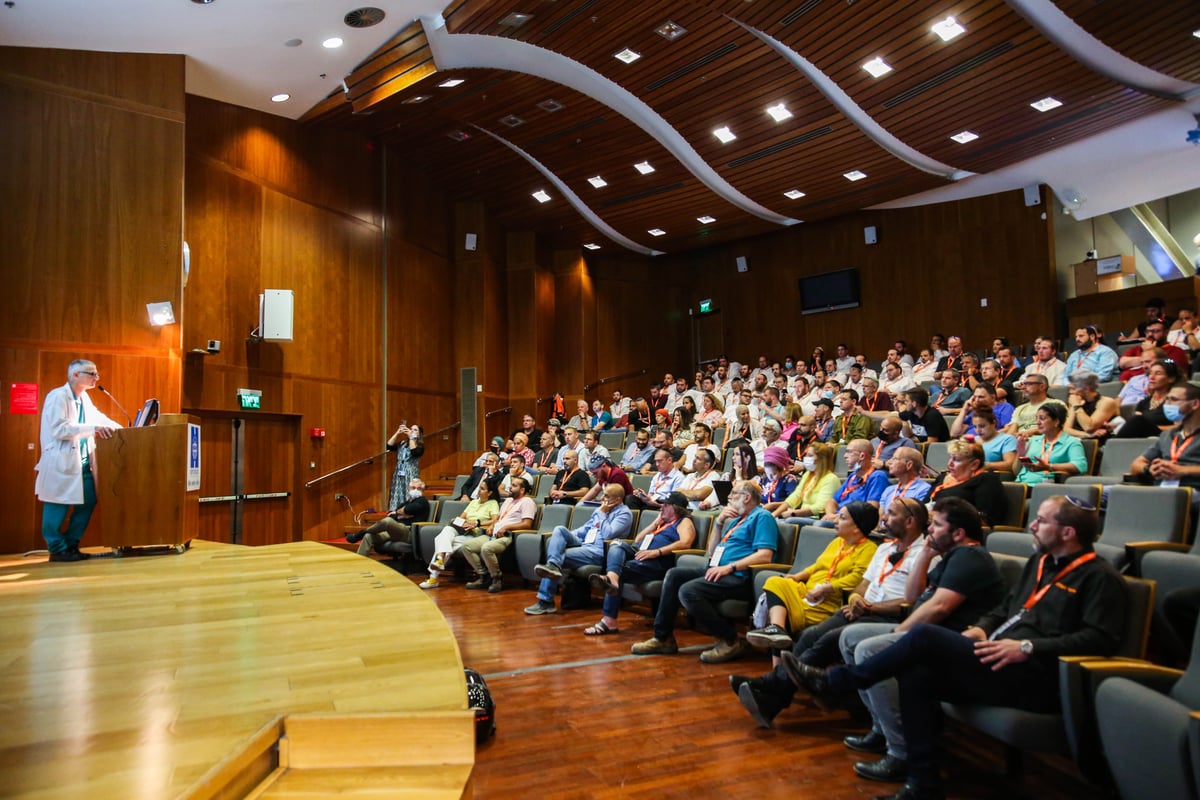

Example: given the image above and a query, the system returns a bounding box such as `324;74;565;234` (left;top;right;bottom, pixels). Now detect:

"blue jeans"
41;469;97;554
827;623;1057;789
537;526;605;603
653;564;751;644
601;542;671;619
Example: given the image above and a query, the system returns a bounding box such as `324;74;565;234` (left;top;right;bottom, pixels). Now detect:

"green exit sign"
236;388;262;410
698;299;713;314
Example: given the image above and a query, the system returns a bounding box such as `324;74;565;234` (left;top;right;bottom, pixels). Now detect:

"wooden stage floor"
0;542;466;799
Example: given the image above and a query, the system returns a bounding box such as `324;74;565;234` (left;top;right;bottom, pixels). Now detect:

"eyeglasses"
78;370;99;378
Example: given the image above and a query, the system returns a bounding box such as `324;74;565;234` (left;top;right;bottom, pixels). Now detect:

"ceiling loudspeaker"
735;255;749;273
465;233;477;251
1023;184;1041;207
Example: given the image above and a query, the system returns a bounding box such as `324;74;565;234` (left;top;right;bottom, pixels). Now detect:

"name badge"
1162;479;1181;488
989;610;1026;641
585;530;599;545
710;545;725;567
639;536;654;551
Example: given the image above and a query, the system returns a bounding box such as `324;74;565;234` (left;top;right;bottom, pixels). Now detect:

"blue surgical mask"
785;361;794;369
1164;403;1185;423
823;390;834;399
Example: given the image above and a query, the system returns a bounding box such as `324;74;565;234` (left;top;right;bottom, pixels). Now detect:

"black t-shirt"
511;427;544;447
396;496;431;523
930;470;1008;527
900;408;950;442
552;468;593;504
915;544;1006;632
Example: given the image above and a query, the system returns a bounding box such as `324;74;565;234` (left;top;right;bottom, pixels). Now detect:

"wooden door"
191;412;299;545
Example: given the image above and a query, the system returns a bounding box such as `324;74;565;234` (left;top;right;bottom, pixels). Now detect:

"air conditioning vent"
344;7;386;28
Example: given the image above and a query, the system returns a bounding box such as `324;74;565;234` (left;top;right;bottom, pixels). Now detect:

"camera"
206;339;221;355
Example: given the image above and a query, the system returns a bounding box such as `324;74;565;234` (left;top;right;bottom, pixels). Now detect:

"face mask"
803;455;817;471
1164;403;1186;422
764;465;778;478
409;489;422;497
785;361;794;369
823;390;834;399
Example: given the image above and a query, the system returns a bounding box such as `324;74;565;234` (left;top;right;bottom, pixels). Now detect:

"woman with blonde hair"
697;392;725;428
774;443;840;520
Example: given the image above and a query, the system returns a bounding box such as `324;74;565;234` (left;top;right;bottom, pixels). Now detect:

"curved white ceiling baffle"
472;126;665;256
735;22;974;182
1006;0;1200;100
420;14;800;227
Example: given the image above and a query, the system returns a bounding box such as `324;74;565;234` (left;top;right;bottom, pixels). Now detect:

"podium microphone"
97;385;133;427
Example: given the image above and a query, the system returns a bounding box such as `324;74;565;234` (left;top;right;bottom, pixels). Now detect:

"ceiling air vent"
344;7;386;28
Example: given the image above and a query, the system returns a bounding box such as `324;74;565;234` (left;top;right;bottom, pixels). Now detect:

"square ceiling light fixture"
532;190;551;203
783;189;806;199
862;57;893;78
587;176;608;188
500;114;525;127
633;161;655;175
843;170;868;181
499;12;532;27
583;243;601;250
614;48;642;64
655;20;687;41
438;78;465;88
537;98;564;112
447;130;470;141
931;16;966;42
1030;96;1063;112
766;103;793;122
950;130;979;143
713;126;737;143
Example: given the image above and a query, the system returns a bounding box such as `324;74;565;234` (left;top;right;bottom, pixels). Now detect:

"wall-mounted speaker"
465;233;478;251
735;255;749;273
864;226;878;245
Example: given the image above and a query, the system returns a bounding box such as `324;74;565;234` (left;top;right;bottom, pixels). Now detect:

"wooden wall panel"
0;47;184;556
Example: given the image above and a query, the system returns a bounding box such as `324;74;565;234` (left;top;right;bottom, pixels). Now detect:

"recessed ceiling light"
402;94;430;104
322;37;344;49
766;103;793;122
655;20;687;41
614;48;642;64
500;114;525;127
647;228;666;236
713;126;737;144
284;38;303;47
587;176;608;189
537;98;564;112
447;130;470;142
783;189;806;200
438;78;465;88
634;161;655;175
843;170;867;181
532;190;551;203
1193;29;1200;39
862;57;893;78
1030;96;1063;112
270;93;290;103
191;0;215;4
931;16;966;42
583;243;601;250
950;130;979;144
499;12;532;27
697;215;716;224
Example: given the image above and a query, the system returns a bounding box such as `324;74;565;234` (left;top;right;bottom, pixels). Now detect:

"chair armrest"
1125;541;1192;576
672;549;708;557
750;563;795;573
1078;659;1184;694
990;525;1025;533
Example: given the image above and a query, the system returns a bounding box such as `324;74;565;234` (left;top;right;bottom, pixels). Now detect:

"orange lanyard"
933;391;946;408
874;440;886;460
1170;430;1198;463
1040;433;1060;463
863;394;878;411
930;469;982;498
824;539;863;580
840;413;854;437
876;542;909;585
718;514;748;545
1024;552;1098;609
642;518;670;543
894;477;917;498
999;365;1016;382
839;467;874;500
651;472;670;494
561;467;578;486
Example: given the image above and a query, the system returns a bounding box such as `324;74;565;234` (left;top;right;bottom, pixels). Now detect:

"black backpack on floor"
465;667;496;744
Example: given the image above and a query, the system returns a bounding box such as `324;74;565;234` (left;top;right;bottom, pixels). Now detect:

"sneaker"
534;562;562;580
779;650;835;708
631;636;678;655
738;681;787;729
419;577;440;589
746;623;794;650
523;600;557;615
700;637;749;664
431;554;446;571
49;551;84;563
488;577;504;593
465;576;488;590
729;674;754;697
71;548;91;560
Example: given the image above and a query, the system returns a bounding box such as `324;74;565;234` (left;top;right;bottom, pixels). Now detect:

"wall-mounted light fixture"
146;301;176;326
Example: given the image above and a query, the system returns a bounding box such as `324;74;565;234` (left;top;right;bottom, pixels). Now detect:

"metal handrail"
304;421;461;489
583;367;649;392
484;406;512;418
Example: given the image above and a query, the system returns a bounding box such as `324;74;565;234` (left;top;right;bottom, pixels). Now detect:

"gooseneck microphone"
97;385;133;427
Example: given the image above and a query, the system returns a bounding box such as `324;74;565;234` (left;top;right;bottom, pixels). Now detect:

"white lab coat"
34;383;120;505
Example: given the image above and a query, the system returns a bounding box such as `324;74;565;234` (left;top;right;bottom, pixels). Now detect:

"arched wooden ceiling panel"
1053;0;1200;83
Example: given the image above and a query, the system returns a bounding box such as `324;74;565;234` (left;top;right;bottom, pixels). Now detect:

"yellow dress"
761;536;877;631
782;471;841;516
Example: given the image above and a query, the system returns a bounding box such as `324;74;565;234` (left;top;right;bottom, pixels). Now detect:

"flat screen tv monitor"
799;268;860;315
133;398;160;428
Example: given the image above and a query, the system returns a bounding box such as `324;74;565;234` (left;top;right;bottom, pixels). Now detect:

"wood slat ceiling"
307;0;1200;255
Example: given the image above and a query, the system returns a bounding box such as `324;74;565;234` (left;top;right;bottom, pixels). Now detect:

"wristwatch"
1019;640;1034;655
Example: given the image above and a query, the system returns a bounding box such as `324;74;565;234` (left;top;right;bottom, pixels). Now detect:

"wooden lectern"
94;413;200;551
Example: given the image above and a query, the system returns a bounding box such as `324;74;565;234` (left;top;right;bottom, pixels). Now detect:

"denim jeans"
653;564;751;643
537;525;606;603
601;541;671;619
839;624;905;759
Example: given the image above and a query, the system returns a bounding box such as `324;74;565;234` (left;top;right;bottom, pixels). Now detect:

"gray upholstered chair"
1094;485;1192;567
513;504;571;582
412;500;466;564
942;575;1155;777
751;524;837;603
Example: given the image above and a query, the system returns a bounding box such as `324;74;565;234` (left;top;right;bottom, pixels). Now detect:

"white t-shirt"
862;536;928;604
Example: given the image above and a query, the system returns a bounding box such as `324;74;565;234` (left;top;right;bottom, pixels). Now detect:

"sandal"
588;572;621;596
583;619;619;636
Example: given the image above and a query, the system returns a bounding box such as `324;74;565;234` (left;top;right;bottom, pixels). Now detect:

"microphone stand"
97;385;133;426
